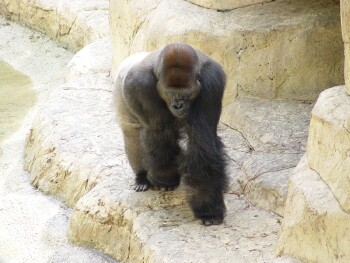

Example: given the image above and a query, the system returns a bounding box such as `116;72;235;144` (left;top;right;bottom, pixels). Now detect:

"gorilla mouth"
172;109;187;119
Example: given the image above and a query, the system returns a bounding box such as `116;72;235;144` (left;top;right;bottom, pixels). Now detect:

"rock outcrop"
308;86;350;212
277;155;350;263
0;0;109;51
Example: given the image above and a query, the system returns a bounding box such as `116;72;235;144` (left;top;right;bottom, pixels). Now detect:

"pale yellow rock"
24;40;115;207
185;0;271;10
341;0;350;42
69;179;282;262
110;0;343;108
307;86;350;213
0;0;109;51
345;43;350;94
341;0;350;93
276;155;350;263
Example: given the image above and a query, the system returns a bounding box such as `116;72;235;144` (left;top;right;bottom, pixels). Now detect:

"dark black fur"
118;43;227;225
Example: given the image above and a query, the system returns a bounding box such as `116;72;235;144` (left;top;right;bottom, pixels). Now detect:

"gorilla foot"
153;185;177;191
134;183;150;192
189;192;226;226
134;170;151;191
147;172;180;192
201;217;224;226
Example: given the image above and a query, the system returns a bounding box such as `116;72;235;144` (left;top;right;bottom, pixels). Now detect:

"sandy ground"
0;16;116;263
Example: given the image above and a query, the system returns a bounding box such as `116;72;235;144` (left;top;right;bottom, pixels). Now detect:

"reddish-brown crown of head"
161;43;198;88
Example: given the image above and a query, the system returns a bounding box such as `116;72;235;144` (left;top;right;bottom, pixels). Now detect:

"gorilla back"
114;43;227;225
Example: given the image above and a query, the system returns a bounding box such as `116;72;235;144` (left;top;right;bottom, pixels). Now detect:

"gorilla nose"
173;101;185;110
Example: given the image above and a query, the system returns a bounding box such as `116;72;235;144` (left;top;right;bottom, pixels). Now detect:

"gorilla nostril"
173;101;184;110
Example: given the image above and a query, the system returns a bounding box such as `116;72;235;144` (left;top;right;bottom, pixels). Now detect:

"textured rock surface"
307;86;350;212
0;16;116;263
342;0;350;42
222;97;313;153
222;97;313;215
24;39;113;207
185;0;271;10
222;100;312;215
69;182;282;263
0;0;109;51
341;0;350;93
276;155;350;263
110;0;343;106
345;42;350;93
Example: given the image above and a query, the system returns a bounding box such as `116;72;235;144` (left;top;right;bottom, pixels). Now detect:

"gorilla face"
158;81;200;119
155;43;201;119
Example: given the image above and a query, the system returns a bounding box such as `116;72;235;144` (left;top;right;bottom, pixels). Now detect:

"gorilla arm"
181;59;228;225
123;63;182;190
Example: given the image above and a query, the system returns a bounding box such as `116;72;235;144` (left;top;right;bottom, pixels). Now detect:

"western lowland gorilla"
114;43;227;225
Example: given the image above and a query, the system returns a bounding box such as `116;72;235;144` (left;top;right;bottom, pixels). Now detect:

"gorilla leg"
141;126;181;190
120;124;151;191
115;85;150;191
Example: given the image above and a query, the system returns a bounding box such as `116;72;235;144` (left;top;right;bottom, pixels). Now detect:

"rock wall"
0;0;109;51
308;87;350;212
342;0;350;93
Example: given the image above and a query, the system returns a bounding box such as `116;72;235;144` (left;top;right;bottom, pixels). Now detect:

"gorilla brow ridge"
161;43;198;88
163;43;197;70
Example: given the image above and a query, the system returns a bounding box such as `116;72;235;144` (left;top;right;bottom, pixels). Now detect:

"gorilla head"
156;43;201;119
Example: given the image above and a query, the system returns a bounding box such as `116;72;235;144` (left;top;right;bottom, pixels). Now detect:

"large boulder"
307;86;350;212
24;39;114;207
276;155;350;263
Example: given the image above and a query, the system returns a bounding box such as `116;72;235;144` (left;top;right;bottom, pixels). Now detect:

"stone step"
68;176;284;263
223;97;313;215
0;0;109;51
110;0;343;108
222;97;313;153
276;155;350;263
24;38;114;207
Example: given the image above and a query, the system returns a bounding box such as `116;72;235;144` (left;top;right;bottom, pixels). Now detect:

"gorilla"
114;43;227;225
